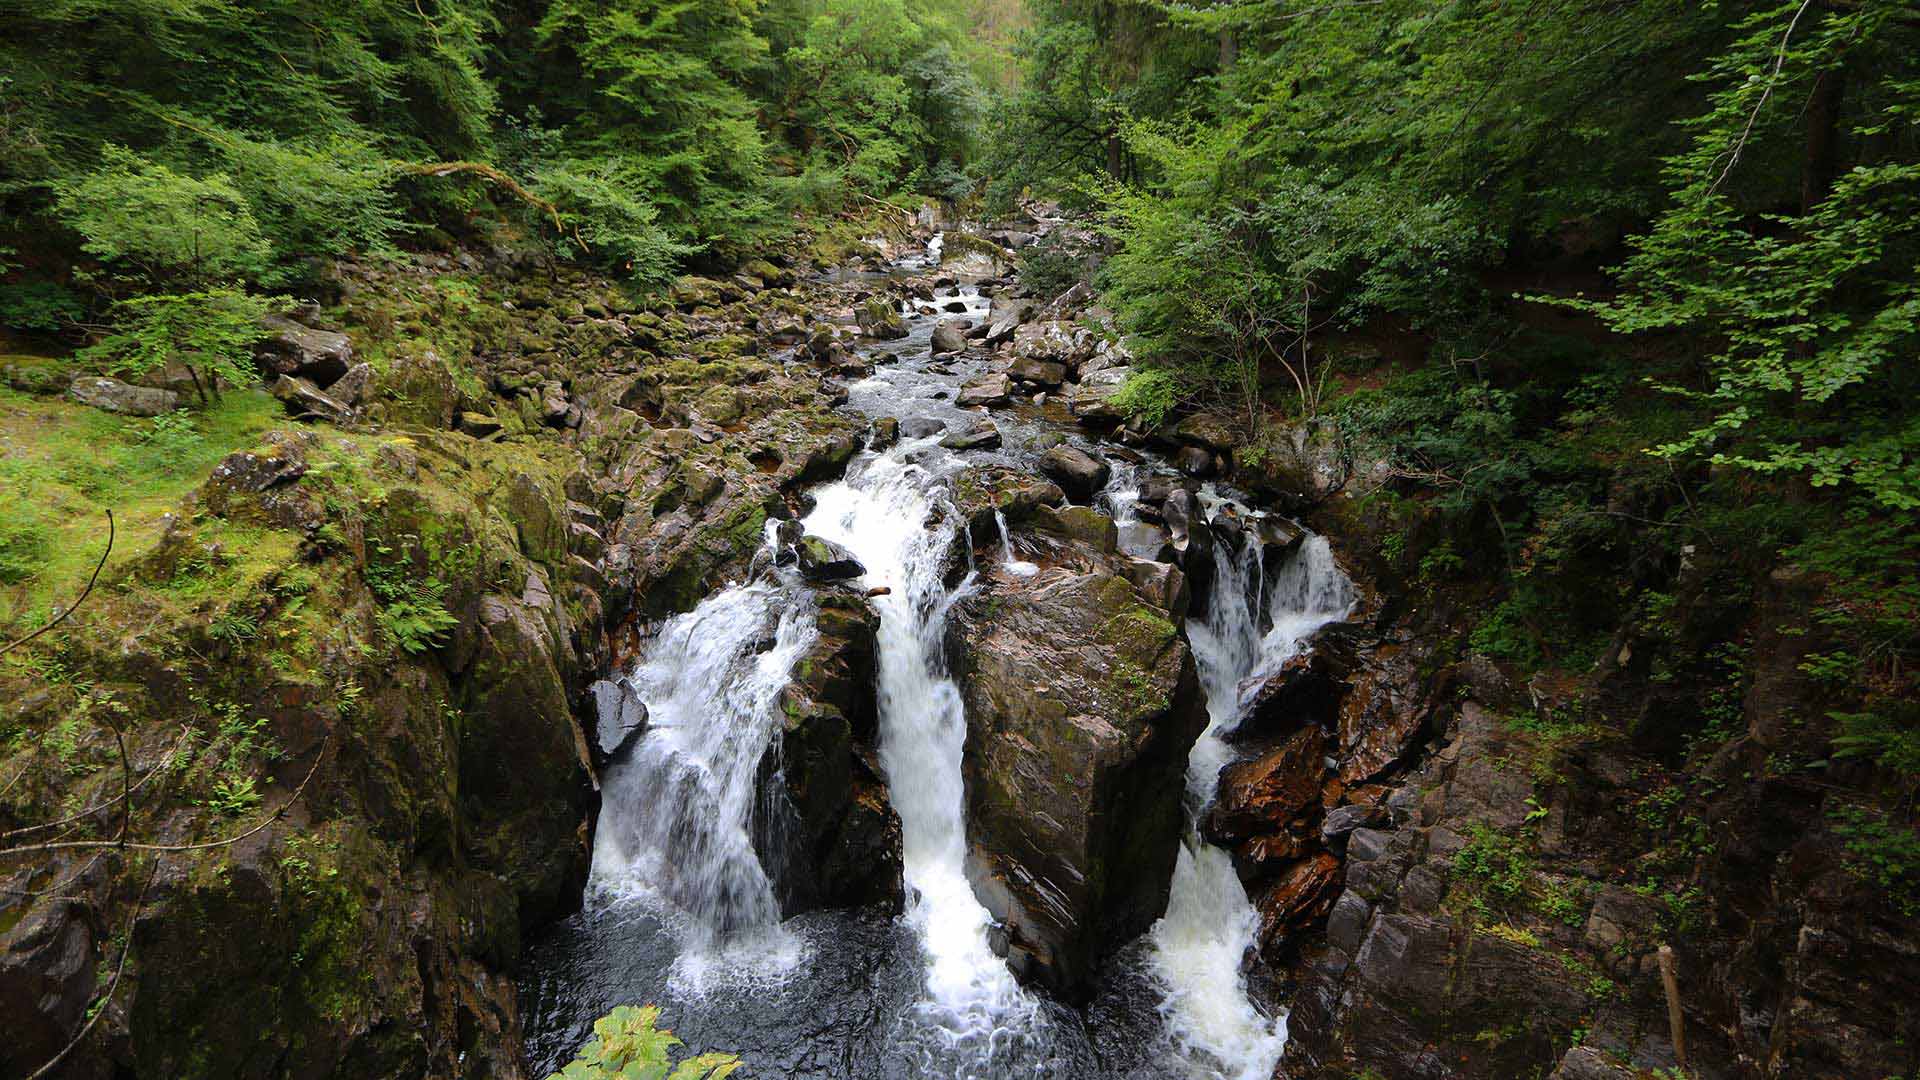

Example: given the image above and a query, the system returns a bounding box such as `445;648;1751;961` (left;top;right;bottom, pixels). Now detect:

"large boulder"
795;535;866;581
257;314;353;385
1038;444;1111;503
1009;355;1068;387
940;420;1002;452
269;375;355;424
67;375;178;416
931;319;970;355
855;296;909;340
983;298;1035;345
1068;366;1131;425
956;373;1012;408
955;570;1209;998
755;588;902;912
1010;320;1083;362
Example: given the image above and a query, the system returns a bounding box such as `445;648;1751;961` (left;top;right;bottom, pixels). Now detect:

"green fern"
375;579;460;655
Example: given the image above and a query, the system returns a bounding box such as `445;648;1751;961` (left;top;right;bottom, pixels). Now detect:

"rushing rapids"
520;237;1355;1079
1151;537;1355;1079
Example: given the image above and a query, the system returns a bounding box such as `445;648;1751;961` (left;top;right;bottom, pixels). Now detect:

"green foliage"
532;0;777;247
78;288;275;403
1109;368;1182;430
55;147;272;284
206;775;262;816
1015;230;1097;301
365;548;459;655
0;279;86;332
1830;804;1920;916
760;0;983;200
548;1005;741;1080
1832;701;1920;787
4;0;985;290
532;159;694;287
1568;2;1920;510
1096;124;1485;425
1454;824;1536;906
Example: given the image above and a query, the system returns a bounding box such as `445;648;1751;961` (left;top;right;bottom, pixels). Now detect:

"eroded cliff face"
4;431;599;1080
1173;414;1920;1080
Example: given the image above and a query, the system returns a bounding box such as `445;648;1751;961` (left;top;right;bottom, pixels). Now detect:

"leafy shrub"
1832;701;1920;787
55;147;272;284
547;1005;740;1080
130;411;210;475
1454;824;1535;906
1016;231;1098;302
78;288;276;403
1830;804;1920;916
533;159;695;288
1110;368;1183;429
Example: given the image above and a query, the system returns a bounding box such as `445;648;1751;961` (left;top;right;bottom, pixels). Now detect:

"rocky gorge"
4;201;1917;1080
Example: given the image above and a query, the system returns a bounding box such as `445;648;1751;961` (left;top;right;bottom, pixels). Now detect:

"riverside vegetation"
1;1;1916;1079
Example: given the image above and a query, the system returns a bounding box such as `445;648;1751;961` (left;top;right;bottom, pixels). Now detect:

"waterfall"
1101;463;1144;526
587;571;817;984
994;509;1040;578
803;446;1041;1070
1151;533;1354;1079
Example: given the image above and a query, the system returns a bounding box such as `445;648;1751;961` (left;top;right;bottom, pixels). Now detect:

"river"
519;237;1353;1080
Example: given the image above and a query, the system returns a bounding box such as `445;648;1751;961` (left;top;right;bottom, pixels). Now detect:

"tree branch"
0;510;112;661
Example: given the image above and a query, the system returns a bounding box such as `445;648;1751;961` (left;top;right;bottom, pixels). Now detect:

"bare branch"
1708;0;1816;197
0;729;330;860
0;510;112;662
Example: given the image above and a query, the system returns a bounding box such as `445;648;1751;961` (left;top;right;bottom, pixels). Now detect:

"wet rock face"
1038;444;1111;503
1280;704;1603;1080
0;900;93;1072
954;566;1208;999
758;588;903;914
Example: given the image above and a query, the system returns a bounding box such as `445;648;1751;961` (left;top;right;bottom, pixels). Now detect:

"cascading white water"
587;568;817;985
1102;463;1144;526
1151;533;1355;1079
803;446;1041;1070
994;509;1040;579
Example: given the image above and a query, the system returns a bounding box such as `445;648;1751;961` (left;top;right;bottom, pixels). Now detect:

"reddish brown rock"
1205;725;1327;843
1254;852;1343;951
1336;643;1436;785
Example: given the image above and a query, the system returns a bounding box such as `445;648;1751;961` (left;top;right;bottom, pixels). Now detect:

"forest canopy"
0;0;1007;293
